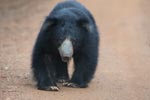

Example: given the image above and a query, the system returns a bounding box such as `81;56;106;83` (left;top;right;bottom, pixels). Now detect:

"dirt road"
0;0;150;100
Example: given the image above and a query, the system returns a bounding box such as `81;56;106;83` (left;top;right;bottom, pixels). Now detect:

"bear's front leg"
32;53;59;91
55;57;69;83
64;53;97;88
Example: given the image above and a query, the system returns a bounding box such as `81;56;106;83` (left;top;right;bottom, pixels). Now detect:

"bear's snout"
58;38;73;62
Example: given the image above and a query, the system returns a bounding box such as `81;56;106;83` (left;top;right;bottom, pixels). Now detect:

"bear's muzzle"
58;38;73;62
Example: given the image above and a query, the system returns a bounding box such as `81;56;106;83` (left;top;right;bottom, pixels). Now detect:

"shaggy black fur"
32;0;99;91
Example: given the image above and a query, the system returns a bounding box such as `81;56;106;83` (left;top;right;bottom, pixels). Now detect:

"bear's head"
41;8;92;62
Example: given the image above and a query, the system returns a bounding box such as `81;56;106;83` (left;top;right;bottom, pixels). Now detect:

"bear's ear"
77;18;91;32
41;17;57;31
46;16;58;26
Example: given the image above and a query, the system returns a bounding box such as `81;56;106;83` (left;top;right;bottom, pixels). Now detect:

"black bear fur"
31;0;99;91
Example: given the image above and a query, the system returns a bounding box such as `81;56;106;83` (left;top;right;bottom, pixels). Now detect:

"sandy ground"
0;0;150;100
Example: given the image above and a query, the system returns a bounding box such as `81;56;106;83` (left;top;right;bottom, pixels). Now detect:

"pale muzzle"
58;38;73;62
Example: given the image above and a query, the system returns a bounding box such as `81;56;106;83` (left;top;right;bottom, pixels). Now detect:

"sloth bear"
32;0;99;91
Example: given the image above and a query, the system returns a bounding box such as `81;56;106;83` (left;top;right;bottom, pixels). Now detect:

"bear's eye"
58;40;62;45
71;38;76;45
57;37;64;44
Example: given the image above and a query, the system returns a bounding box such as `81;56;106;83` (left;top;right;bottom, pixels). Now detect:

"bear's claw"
63;82;79;88
46;86;59;91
